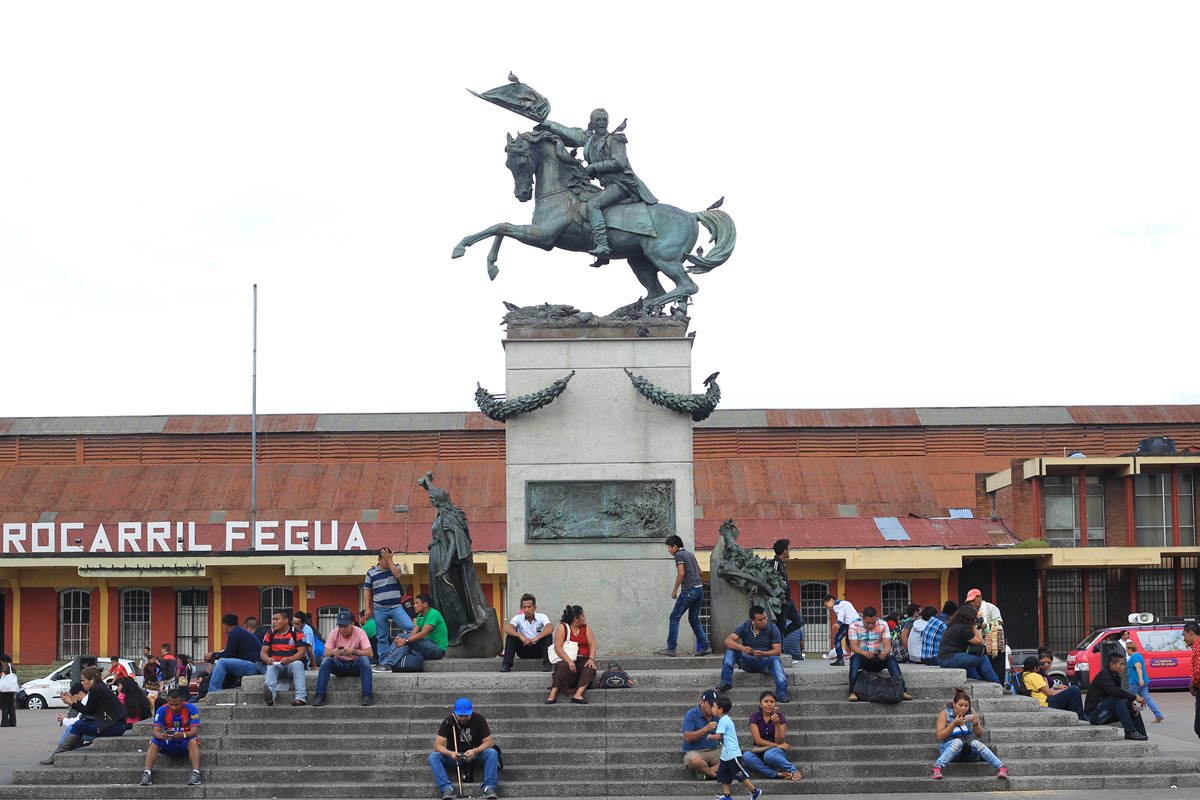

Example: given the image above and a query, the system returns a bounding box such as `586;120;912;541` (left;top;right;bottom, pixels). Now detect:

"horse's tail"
684;209;737;274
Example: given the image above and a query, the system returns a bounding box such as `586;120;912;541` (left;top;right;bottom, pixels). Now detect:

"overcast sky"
2;2;1197;418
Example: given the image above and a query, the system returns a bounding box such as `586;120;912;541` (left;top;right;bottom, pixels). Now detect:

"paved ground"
2;691;1198;796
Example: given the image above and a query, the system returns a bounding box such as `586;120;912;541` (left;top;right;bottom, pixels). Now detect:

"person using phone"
313;609;374;707
932;688;1006;780
260;610;308;707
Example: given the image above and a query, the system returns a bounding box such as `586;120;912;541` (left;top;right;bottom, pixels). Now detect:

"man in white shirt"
499;593;553;673
907;606;936;664
823;594;859;667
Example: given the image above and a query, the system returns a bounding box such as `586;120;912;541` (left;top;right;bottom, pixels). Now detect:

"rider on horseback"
539;109;657;259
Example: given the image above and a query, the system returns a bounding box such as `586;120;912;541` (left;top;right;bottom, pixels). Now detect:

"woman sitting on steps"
931;688;1007;780
742;690;802;781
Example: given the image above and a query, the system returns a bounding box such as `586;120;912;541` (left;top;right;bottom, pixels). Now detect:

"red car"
1066;617;1196;689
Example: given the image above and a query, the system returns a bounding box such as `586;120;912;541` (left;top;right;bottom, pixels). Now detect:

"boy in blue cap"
430;697;499;800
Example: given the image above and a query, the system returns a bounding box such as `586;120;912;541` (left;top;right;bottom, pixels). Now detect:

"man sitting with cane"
429;697;499;800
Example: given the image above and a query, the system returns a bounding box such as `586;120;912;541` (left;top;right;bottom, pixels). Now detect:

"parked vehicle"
1066;616;1197;689
1008;648;1068;688
16;657;139;710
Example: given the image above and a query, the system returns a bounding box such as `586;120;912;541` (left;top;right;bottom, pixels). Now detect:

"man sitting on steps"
261;609;308;707
138;688;202;787
429;697;499;800
718;605;790;703
681;688;722;780
382;593;448;669
314;609;374;706
847;606;911;702
1084;651;1148;740
202;613;264;701
499;593;553;672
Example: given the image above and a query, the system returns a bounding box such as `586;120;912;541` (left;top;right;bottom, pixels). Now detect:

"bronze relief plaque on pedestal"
526;480;675;541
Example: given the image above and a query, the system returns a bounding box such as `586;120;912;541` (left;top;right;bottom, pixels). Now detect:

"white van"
17;658;139;710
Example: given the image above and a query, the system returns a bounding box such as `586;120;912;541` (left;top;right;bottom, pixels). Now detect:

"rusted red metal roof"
764;409;923;428
161;415;320;435
696;516;1016;550
1066;406;1200;425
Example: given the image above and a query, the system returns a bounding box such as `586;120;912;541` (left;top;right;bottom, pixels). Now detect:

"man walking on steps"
657;535;712;657
823;594;859;666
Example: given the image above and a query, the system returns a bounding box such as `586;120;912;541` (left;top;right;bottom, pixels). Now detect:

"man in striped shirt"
366;547;414;670
920;601;958;667
260;610;308;707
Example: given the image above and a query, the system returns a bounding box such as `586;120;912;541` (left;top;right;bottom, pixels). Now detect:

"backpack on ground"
599;661;633;688
852;670;905;704
391;652;425;673
1014;670;1034;697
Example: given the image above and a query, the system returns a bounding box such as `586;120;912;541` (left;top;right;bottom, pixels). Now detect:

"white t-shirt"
978;600;1002;628
909;618;928;663
508;612;550;639
833;600;859;625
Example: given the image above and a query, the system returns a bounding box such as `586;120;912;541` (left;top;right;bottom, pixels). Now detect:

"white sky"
2;2;1198;417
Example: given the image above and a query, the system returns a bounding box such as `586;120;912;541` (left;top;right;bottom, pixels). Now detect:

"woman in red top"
546;604;598;705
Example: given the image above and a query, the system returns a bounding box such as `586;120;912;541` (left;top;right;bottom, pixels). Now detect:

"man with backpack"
260;610;309;707
382;593;448;671
158;644;179;687
429;697;499;800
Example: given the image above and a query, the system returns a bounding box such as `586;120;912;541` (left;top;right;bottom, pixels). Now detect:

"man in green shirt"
381;593;447;668
359;609;379;663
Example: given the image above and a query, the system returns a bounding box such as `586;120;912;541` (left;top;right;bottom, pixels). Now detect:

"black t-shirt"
938;623;977;660
437;713;492;752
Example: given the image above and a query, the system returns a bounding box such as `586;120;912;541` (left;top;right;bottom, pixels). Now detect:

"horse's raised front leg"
452;222;556;260
452;223;509;259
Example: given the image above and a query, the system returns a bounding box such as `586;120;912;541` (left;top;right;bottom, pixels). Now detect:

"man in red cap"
966;589;1005;683
964;589;1002;629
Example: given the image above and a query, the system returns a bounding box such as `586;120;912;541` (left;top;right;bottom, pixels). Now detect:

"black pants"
502;635;550;666
1194;691;1200;741
0;692;16;726
775;599;804;639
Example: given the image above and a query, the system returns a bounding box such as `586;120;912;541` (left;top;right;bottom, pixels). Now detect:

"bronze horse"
451;129;735;310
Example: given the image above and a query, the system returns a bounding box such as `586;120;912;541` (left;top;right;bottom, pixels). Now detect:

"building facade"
2;406;1198;663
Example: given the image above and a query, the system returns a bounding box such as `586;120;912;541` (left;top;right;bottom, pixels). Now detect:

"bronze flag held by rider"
452;75;736;314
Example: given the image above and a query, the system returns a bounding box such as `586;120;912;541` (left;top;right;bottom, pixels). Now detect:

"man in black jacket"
1084;651;1148;740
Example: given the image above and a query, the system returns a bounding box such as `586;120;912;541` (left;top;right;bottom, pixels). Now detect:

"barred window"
880;581;911;618
260;586;295;625
317;605;352;640
58;589;91;660
120;588;152;659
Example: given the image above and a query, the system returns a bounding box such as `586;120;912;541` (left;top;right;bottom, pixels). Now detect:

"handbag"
547;623;579;665
852;670;905;704
966;643;986;657
0;672;18;692
599;661;633;688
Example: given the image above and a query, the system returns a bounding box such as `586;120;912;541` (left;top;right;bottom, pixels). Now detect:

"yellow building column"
490;572;504;627
297;577;309;612
939;569;950;607
9;579;21;664
211;575;223;651
98;579;110;657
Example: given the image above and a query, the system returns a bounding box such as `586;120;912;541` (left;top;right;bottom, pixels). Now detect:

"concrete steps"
2;659;1196;798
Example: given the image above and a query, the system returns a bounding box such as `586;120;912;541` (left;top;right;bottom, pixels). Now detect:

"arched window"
120;587;152;659
260;586;295;625
880;580;912;619
317;605;353;640
58;589;91;660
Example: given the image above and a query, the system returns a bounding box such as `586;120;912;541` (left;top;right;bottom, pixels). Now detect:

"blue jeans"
316;656;373;695
832;623;850;661
848;652;901;691
373;604;415;664
935;737;1003;769
1089;696;1147;736
741;746;798;777
667;586;710;652
1131;683;1163;719
70;720;127;739
264;660;307;701
720;650;789;698
207;657;263;694
1047;685;1087;719
381;636;445;668
938;652;1001;684
429;748;499;792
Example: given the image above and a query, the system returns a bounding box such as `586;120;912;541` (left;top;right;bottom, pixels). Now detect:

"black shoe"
1125;731;1148;741
312;693;326;707
777;695;791;703
717;683;733;692
188;770;202;786
262;686;274;707
137;771;153;787
499;663;512;673
542;662;553;672
829;660;845;667
360;694;373;707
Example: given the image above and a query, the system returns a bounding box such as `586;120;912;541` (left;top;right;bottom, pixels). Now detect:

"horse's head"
505;133;534;203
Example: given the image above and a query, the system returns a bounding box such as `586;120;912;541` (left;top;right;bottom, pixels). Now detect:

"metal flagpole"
251;284;258;528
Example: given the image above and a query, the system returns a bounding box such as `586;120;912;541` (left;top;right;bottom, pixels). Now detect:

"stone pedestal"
504;328;696;655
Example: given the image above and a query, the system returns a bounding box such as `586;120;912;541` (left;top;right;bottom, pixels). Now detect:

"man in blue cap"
429;697;499;800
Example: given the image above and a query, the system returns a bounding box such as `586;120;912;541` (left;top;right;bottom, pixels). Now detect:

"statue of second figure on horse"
452;77;736;313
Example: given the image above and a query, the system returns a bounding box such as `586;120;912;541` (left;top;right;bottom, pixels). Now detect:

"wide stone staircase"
5;656;1200;798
